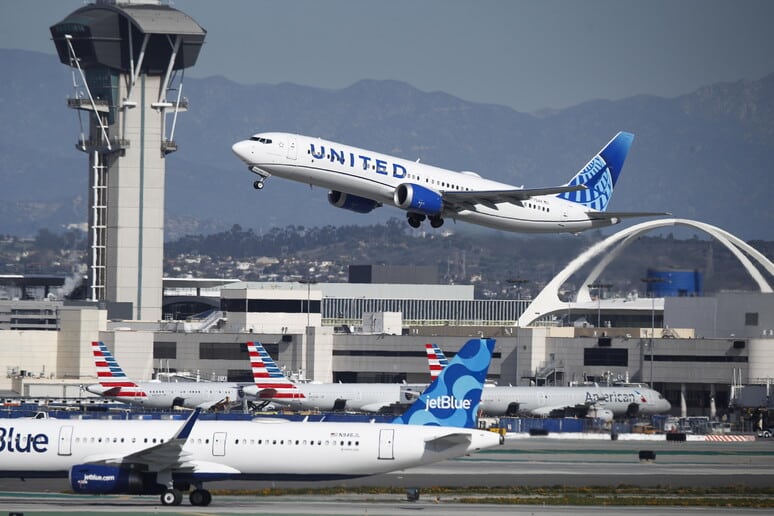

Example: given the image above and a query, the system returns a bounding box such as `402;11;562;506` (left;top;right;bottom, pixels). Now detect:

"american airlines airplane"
426;343;670;420
242;341;418;412
231;131;666;233
0;338;499;507
85;341;247;410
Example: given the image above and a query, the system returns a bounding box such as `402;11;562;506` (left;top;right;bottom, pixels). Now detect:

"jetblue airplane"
242;342;418;412
426;343;670;420
0;338;499;506
231;131;666;233
85;341;246;410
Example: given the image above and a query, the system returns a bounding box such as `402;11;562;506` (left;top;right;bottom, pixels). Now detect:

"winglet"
392;338;494;428
558;131;634;212
174;408;201;440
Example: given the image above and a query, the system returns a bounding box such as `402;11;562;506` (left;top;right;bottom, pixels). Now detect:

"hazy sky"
2;0;773;112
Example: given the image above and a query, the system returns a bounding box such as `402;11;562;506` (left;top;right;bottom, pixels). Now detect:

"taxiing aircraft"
85;341;246;410
426;343;670;420
242;341;417;412
232;131;667;233
0;338;500;506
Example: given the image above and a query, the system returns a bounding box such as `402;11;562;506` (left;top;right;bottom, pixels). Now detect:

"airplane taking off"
232;131;667;233
85;341;246;410
242;342;417;412
426;343;670;420
0;338;500;506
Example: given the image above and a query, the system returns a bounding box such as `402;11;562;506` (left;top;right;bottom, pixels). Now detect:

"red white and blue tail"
247;341;305;401
425;342;449;380
88;341;146;399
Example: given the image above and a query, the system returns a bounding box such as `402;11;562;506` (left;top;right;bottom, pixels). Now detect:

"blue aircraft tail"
557;131;634;212
392;338;494;428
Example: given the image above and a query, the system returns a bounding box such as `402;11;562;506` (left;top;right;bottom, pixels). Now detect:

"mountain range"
0;48;772;240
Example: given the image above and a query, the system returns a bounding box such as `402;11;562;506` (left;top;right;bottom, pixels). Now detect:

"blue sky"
2;0;773;112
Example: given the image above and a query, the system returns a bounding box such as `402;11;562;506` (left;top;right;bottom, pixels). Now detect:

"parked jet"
426;343;670;420
85;341;246;410
0;338;500;507
232;131;667;233
242;341;417;412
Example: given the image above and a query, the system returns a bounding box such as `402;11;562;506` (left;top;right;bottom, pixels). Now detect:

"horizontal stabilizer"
424;432;472;452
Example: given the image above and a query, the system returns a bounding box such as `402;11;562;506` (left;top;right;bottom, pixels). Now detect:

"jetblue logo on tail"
393;338;494;428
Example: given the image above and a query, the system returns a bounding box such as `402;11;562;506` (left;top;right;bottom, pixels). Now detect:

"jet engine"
327;191;380;213
393;183;443;216
70;464;161;495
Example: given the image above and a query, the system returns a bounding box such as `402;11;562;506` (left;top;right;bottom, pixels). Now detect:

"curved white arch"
519;218;773;327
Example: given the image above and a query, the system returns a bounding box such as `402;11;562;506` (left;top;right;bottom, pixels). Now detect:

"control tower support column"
50;0;206;320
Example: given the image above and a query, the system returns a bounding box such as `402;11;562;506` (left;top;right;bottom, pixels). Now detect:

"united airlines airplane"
426;343;670;420
232;131;667;233
0;338;500;506
85;342;246;410
243;342;418;412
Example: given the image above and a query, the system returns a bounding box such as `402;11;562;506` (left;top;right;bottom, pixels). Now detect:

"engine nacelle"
70;464;161;495
327;191;380;214
393;183;443;216
588;407;614;422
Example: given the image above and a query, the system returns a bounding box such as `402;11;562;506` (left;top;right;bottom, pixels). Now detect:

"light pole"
641;277;666;388
507;278;528;355
299;271;317;328
587;282;612;328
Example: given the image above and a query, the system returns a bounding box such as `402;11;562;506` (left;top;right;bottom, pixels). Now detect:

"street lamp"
587;282;612;328
507;278;529;354
641;277;667;388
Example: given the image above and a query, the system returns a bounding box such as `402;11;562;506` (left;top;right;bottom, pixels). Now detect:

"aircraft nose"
231;140;251;161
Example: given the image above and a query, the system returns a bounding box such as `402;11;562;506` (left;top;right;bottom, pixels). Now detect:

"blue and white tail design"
557;131;634;212
393;338;494;428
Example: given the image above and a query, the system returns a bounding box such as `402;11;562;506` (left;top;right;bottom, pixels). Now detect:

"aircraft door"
378;429;394;460
212;432;227;456
58;425;73;456
287;137;297;160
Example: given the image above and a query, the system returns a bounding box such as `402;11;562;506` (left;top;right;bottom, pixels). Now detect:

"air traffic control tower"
50;1;205;320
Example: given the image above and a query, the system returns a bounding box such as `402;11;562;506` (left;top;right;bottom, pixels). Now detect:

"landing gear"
429;215;444;228
249;165;270;190
190;488;213;506
407;213;426;228
160;488;183;506
407;213;445;229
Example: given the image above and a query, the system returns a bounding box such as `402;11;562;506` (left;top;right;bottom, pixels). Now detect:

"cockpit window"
249;136;273;144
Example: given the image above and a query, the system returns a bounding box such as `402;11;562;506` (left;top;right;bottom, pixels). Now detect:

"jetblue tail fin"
425;343;449;381
246;342;305;401
89;341;146;398
557;131;634;212
393;338;494;428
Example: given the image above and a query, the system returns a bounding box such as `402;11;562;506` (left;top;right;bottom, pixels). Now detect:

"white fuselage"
86;382;247;410
244;383;417;413
479;385;671;417
232;133;610;233
0;417;500;480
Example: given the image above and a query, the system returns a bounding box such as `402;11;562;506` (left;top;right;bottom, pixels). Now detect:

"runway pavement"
1;436;772;513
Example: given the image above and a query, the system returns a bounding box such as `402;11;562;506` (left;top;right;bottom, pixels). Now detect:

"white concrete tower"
50;1;206;320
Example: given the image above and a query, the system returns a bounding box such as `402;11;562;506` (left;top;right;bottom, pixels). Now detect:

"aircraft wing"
587;211;671;221
358;401;394;413
90;409;201;472
529;406;570;417
442;185;586;211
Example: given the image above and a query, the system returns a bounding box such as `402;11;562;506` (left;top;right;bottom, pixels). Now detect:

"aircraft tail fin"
557;131;634;212
425;343;449;380
247;342;305;400
392;338;494;428
90;341;146;399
